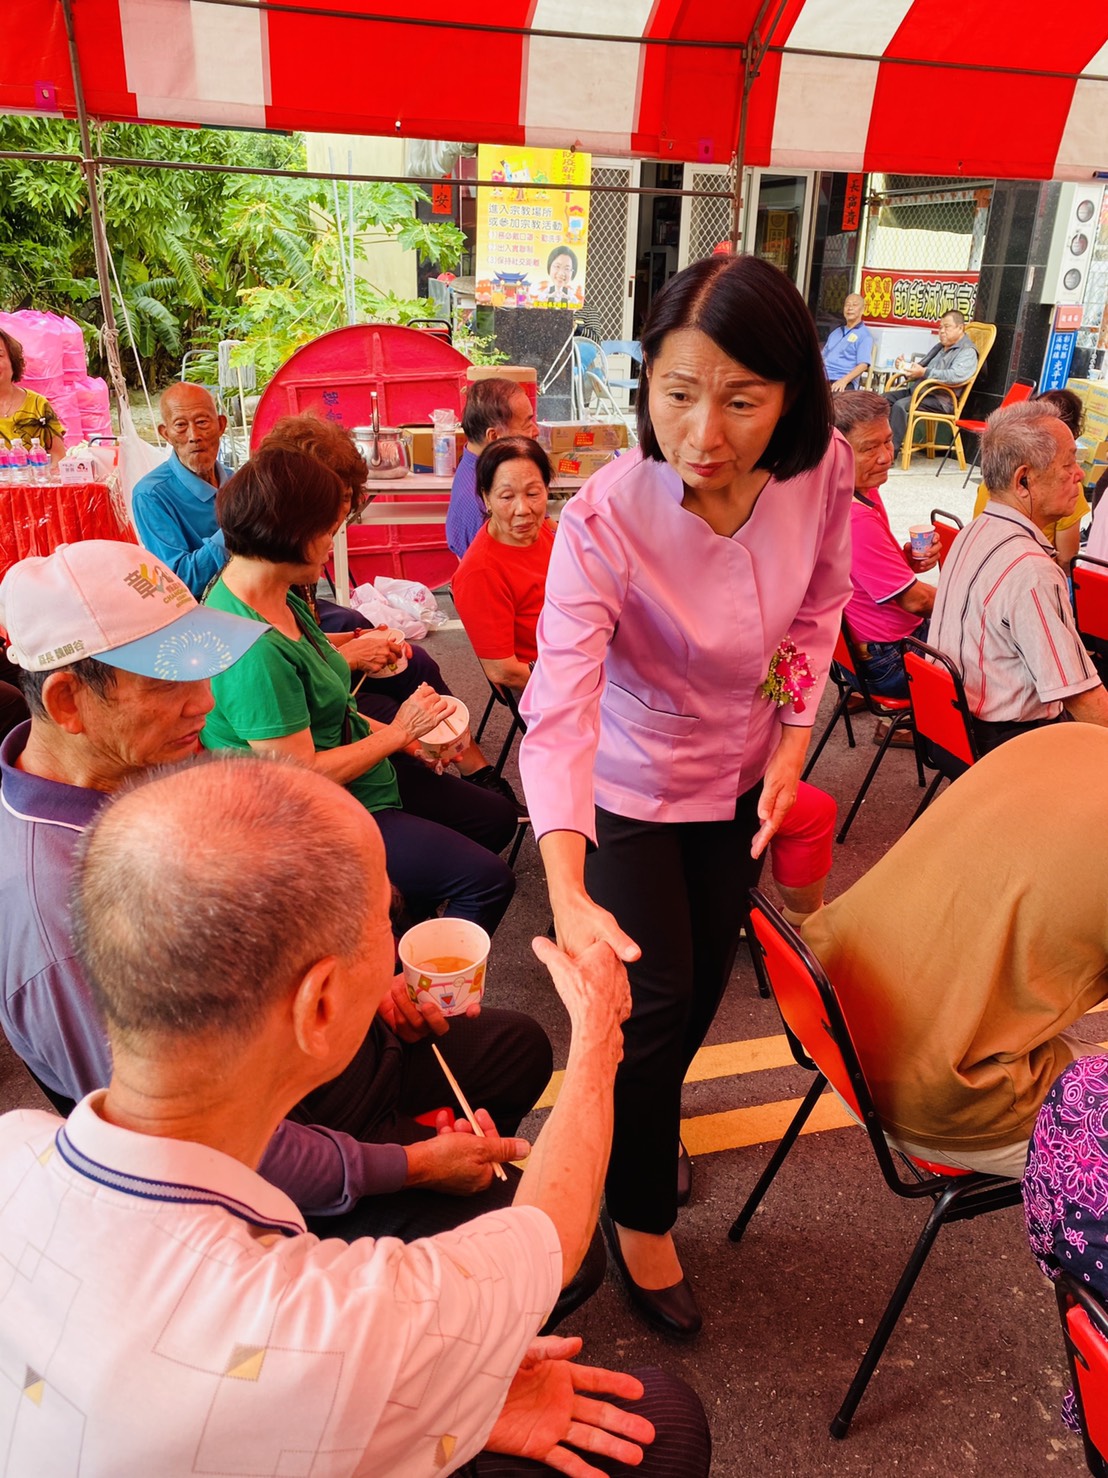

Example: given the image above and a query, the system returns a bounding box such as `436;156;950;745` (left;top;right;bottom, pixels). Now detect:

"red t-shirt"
452;522;555;664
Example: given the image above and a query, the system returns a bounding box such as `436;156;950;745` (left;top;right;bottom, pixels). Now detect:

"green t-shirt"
201;581;401;815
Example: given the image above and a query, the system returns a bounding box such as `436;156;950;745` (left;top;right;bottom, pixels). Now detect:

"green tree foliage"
0;117;466;386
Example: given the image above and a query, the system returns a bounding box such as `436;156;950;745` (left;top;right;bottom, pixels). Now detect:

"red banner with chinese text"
860;269;979;327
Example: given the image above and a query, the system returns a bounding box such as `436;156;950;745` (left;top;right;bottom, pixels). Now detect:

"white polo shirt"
0;1095;562;1477
930;502;1100;723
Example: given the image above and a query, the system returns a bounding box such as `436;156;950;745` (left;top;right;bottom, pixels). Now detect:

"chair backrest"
929;508;964;567
1001;378;1035;410
601;339;643;364
831;624;854;678
1055;1274;1108;1476
1073;556;1108;645
902;636;979;767
748;892;869;1121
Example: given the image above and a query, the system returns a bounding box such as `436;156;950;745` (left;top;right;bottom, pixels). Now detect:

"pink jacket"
519;438;854;841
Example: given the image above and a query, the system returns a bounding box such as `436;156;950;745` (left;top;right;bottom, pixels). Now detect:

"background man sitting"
885;309;978;457
804;724;1108;1180
0;753;710;1475
447;378;539;559
930;400;1108;754
132;381;230;596
821;293;873;392
833;391;937;730
0;541;557;1251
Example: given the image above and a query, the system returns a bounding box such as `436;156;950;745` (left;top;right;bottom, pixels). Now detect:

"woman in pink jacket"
519;254;853;1338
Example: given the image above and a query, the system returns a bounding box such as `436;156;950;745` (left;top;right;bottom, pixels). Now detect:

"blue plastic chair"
600;340;643;394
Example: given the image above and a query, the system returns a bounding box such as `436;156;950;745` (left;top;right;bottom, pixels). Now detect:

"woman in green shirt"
203;446;515;934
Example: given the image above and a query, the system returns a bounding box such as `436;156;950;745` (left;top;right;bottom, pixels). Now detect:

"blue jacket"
131;451;229;597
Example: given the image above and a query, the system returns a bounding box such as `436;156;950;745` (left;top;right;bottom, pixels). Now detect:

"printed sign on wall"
476;145;591;309
860;269;979;327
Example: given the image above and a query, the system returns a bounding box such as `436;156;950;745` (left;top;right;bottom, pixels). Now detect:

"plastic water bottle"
0;445;12;486
432;409;457;477
28;437;49;483
9;441;29;483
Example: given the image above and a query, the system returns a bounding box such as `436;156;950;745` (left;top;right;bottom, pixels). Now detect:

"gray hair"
17;657;117;720
981;401;1065;492
71;753;373;1050
832;390;890;439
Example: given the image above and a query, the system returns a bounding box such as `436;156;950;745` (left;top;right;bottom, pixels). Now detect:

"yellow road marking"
533;1033;794;1110
681;1094;854;1155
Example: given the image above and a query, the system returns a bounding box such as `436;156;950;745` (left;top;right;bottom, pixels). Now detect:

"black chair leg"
962;442;981;487
728;1074;827;1241
909;770;945;825
829;1185;957;1439
836;715;911;843
803;691;850;780
506;820;528;869
741;914;771;998
474;690;496;744
493;717;523;776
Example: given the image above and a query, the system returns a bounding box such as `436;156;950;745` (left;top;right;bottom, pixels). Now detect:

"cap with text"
0;541;266;679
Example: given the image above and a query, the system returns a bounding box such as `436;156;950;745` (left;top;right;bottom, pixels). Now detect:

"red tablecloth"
0;481;137;582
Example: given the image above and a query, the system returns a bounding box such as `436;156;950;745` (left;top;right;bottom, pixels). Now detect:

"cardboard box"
402;425;466;473
538;420;628;454
555;449;617;477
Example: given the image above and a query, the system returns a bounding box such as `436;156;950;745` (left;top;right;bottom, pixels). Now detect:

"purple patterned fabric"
1023;1053;1108;1431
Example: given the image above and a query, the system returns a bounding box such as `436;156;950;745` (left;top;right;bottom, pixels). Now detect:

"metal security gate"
584;158;641;343
680;163;735;267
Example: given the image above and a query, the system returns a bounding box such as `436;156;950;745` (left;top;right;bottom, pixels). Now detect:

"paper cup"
909;524;937;557
418;698;471;764
398;917;490;1016
368;627;409;679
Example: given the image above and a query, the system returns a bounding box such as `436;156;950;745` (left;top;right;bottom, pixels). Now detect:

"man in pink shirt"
834;392;938;711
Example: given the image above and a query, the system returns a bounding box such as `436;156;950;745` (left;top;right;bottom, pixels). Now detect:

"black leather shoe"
676;1140;693;1208
600;1209;702;1339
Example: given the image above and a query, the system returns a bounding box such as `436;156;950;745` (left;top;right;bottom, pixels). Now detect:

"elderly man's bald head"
158;382;226;481
72;754;386;1049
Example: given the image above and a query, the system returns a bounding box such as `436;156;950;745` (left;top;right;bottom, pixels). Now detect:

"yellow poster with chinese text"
476;145;591;309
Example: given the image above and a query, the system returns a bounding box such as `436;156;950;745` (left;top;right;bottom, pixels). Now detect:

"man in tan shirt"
803;725;1108;1178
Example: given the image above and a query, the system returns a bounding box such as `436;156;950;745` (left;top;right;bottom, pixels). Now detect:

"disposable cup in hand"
418;698;471;764
909;524;937;557
368;627;408;679
398;917;490;1016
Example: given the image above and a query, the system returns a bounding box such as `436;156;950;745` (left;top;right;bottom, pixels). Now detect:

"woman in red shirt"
452;436;554;693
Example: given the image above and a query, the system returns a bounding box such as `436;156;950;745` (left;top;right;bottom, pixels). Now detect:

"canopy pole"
59;0;129;411
731;0;790;252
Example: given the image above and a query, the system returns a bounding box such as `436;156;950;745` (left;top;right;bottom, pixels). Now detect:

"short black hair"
1032;388;1083;438
636;254;832;481
217;447;346;565
547;245;578;275
462;379;526;444
475;436;551;501
18;656;118;720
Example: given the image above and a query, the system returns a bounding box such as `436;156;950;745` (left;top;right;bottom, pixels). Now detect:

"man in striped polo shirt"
930;400;1108;754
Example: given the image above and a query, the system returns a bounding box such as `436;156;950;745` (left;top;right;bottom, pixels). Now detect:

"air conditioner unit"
1039;184;1105;306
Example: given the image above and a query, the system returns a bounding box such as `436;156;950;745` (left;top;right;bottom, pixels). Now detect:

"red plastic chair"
1055;1275;1108;1475
935;377;1035;485
1073;555;1108;646
928;508;964;567
730;892;1023;1438
901;636;980;822
804;620;920;842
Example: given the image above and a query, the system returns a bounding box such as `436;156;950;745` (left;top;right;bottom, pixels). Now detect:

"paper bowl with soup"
398;918;490;1016
418;697;470;765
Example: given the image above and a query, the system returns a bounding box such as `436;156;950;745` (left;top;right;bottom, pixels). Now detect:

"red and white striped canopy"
4;1;1107;181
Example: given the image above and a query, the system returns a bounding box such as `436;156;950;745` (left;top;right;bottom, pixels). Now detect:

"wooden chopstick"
431;1042;508;1181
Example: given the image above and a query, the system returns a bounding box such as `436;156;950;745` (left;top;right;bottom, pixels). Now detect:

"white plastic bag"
349;585;429;641
374;577;449;630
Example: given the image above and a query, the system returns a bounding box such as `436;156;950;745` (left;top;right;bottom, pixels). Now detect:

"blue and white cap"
0;541;266;680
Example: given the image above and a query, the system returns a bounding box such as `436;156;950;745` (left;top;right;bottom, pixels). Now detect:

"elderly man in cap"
0;752;711;1476
930;400;1108;753
0;541;563;1254
131;381;231;597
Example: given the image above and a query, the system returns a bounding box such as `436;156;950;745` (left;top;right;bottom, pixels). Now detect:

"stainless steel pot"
353;391;412;480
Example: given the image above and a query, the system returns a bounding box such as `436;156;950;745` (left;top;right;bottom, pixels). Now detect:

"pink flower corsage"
760;638;815;714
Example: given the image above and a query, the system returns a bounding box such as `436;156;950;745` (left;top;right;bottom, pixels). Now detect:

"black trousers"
586;791;764;1234
458;1366;711;1478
